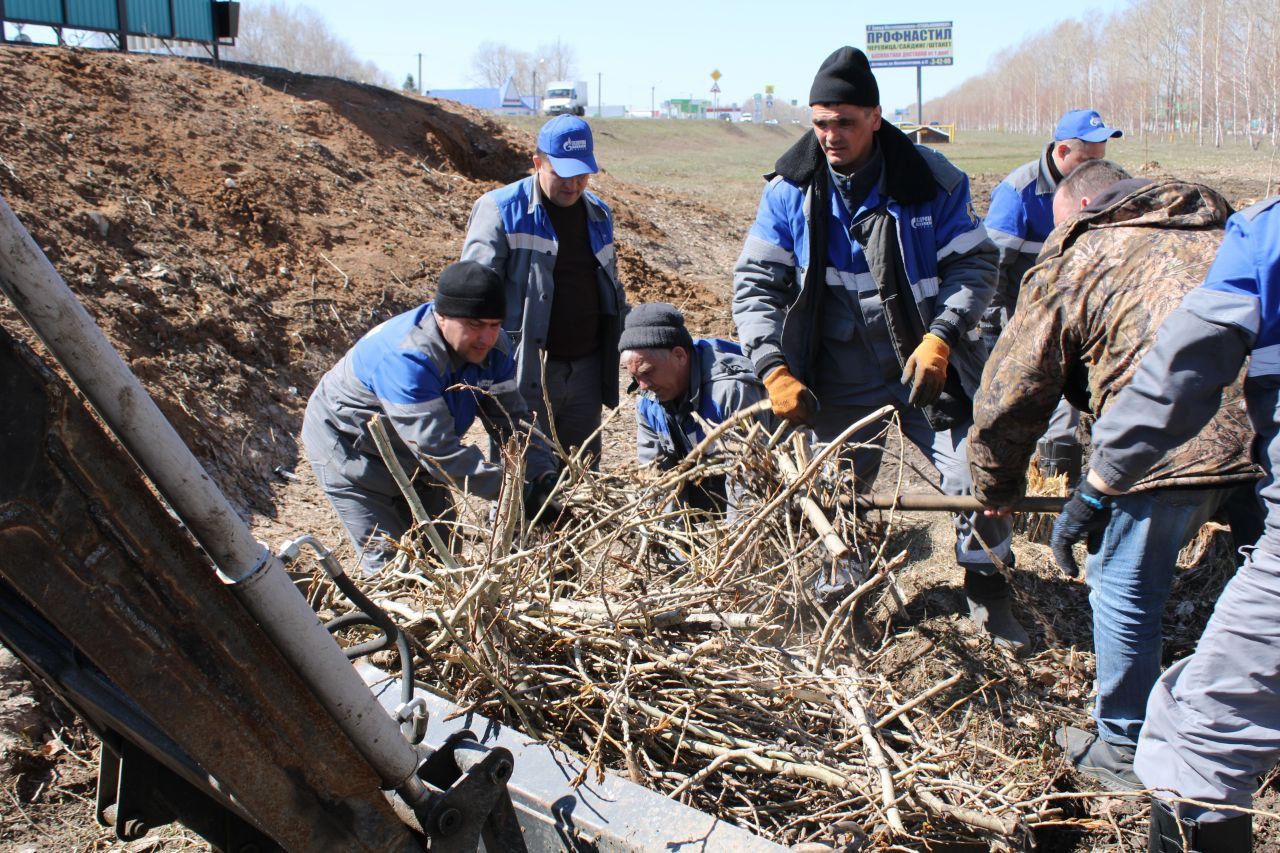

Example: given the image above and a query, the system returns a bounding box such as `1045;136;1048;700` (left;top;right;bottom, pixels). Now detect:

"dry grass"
496;117;1280;221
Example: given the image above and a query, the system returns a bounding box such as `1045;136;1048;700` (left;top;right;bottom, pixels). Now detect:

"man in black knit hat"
619;302;773;513
731;47;1025;649
302;261;559;575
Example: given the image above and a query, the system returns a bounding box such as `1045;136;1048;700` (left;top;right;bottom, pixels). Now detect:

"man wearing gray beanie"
302;261;560;575
731;47;1025;650
620;303;772;513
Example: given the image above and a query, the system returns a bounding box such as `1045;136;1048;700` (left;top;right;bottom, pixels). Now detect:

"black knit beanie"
434;261;506;319
618;303;694;353
809;46;879;107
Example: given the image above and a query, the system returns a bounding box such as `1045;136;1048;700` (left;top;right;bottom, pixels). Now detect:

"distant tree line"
217;2;389;87
927;0;1280;147
470;39;577;96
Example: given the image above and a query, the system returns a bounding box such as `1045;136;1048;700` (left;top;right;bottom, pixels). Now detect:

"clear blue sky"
299;0;1125;112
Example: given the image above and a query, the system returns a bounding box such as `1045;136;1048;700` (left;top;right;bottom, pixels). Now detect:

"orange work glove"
763;366;818;425
900;333;950;406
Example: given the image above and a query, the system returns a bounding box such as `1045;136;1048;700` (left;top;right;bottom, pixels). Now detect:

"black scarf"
770;124;969;430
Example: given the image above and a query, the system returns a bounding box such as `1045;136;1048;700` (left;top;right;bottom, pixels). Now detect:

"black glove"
1050;479;1113;578
523;473;566;528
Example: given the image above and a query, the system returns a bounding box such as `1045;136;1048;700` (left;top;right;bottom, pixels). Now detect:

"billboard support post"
114;0;128;51
916;66;922;124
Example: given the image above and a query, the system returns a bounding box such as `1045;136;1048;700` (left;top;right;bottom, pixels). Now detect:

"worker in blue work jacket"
1058;199;1280;851
982;108;1122;481
302;261;560;575
461;115;628;469
732;46;1026;650
620;303;773;514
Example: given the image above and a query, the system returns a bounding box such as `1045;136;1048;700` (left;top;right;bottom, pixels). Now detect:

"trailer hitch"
413;731;528;852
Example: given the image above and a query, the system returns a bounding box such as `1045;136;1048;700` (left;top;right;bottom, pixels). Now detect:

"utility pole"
417;53;423;96
597;72;602;118
535;58;546;116
651;86;655;117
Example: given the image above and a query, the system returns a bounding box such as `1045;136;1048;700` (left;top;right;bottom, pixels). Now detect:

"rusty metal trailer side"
0;327;421;851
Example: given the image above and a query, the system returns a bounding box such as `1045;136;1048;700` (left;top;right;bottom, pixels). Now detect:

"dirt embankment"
0;46;729;521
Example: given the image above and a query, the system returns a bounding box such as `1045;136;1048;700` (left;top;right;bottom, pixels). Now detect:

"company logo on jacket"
911;215;933;229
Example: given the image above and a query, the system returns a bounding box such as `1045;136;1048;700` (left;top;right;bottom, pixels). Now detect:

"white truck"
543;80;588;116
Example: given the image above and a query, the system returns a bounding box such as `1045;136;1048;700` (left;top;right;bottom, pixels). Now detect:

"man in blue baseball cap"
461;115;626;469
982;108;1123;483
985;109;1123;347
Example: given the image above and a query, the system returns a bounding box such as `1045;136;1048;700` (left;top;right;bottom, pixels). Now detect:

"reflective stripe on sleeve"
938;226;991;259
985;227;1024;251
507;232;558;253
743;234;797;266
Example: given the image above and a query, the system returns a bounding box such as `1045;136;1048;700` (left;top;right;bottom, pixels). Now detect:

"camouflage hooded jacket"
968;179;1259;504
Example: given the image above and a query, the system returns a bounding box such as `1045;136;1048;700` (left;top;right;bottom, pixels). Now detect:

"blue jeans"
1086;486;1229;747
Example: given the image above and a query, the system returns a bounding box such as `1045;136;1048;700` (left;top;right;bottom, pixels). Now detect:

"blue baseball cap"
1055;109;1123;142
536;115;598;178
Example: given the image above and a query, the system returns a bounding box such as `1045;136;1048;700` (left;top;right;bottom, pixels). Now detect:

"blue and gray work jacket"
461;174;628;407
1091;198;1280;546
982;145;1058;344
732;129;996;428
301;302;555;500
635;338;771;511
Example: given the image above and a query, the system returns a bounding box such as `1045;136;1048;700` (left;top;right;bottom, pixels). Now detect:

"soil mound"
0;45;724;518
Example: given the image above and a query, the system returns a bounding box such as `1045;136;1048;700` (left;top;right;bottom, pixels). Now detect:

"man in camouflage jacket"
969;161;1261;791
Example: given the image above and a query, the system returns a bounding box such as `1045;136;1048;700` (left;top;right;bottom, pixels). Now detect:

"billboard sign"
865;21;953;68
2;0;236;43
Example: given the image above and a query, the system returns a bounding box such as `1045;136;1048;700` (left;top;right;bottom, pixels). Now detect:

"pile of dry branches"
331;407;1161;850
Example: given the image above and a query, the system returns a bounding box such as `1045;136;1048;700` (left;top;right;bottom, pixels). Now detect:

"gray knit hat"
618;303;694;353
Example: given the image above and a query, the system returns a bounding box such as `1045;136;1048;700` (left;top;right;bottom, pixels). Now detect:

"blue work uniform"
981;145;1058;347
461;175;628;462
732;127;1011;575
634;338;770;512
302;302;554;573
